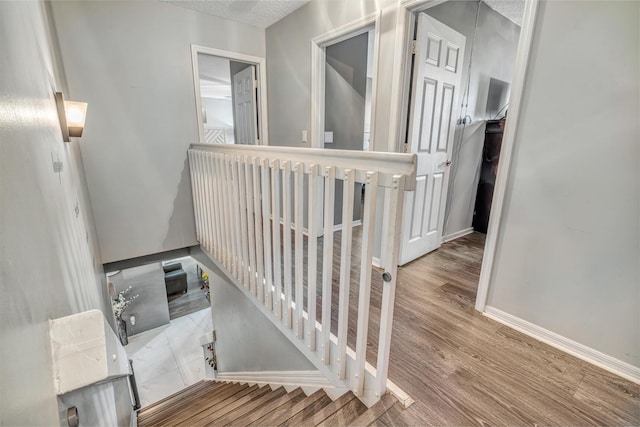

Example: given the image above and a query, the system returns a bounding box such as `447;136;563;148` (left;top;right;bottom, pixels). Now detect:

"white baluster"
375;174;405;398
188;151;201;243
337;168;355;380
244;155;258;296
282;161;293;328
354;171;379;397
204;152;214;251
237;156;250;289
321;166;336;364
252;157;265;304
307;164;320;352
261;158;273;312
271;159;283;319
229;155;244;282
219;154;233;272
294;162;305;339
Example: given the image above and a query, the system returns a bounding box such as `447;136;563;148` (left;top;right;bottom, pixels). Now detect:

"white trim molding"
442;227;474;243
216;370;335;388
484;306;640;385
474;0;539;312
310;11;382;149
190;45;270;146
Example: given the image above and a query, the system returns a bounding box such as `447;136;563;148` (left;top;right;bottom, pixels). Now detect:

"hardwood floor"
353;232;639;425
137;380;398;426
288;229;638;425
200;225;638;425
167;256;210;320
141;228;638;425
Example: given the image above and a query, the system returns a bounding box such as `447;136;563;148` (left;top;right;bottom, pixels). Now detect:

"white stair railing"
188;144;416;406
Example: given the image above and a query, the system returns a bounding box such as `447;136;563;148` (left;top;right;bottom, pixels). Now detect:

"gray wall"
110;263;170;336
325;32;368;151
191;248;315;372
487;0;639;368
325;32;369;225
265;0;398;150
422;2;521;237
49;1;266;263
0;1;128;424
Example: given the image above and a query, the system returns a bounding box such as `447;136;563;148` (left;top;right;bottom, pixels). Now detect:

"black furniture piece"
473;118;505;234
163;262;188;295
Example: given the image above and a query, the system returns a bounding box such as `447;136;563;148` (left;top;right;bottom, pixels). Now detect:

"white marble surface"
126;307;212;408
50;310;130;395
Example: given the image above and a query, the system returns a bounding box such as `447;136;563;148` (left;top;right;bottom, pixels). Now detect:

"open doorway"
395;0;531;285
191;45;269;146
106;255;213;408
311;12;380;230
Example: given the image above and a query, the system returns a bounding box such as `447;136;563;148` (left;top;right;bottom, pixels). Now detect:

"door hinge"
403;142;409;153
411;39;418;55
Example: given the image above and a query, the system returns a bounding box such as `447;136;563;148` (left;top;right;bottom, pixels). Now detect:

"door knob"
445;160;452;167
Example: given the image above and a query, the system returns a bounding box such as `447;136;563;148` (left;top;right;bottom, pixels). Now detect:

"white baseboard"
442;227;474;243
216;370;334;388
484;306;640;385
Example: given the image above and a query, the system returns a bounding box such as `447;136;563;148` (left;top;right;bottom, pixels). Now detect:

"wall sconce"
55;92;88;142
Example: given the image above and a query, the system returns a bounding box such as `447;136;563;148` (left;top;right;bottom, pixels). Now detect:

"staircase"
188;144;417;406
137;380;404;426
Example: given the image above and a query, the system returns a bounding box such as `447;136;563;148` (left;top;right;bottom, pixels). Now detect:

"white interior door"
399;13;466;265
233;66;258;145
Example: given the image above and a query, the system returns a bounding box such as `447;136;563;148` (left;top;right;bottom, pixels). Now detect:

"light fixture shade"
64;100;88;137
55;92;88;142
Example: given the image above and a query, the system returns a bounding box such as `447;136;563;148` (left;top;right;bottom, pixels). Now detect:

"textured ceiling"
483;0;525;27
165;0;310;29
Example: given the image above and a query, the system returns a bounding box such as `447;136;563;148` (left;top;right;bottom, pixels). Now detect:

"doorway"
191;45;269;146
311;12;380;230
394;0;535;309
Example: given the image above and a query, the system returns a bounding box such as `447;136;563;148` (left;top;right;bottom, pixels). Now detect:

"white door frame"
387;0;540;312
191;45;270;145
310;11;381;149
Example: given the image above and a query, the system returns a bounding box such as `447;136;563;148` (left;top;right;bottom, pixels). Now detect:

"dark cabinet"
473;119;505;234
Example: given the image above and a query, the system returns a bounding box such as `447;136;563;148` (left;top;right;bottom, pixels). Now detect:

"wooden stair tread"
141;382;238;421
138;381;227;423
233;388;307;427
138;382;238;426
187;384;273;427
349;393;398;426
367;402;405;427
211;386;288;426
143;383;248;426
138;381;405;427
280;390;356;426
315;393;368;426
175;384;260;427
250;389;329;426
137;380;208;417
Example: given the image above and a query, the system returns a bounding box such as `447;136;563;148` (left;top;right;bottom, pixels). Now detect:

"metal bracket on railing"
382;272;392;282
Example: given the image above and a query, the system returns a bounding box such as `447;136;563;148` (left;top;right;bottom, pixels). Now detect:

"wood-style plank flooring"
141;228;638;425
136;381;392;426
283;226;638;425
336;231;640;425
167;256;210;320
